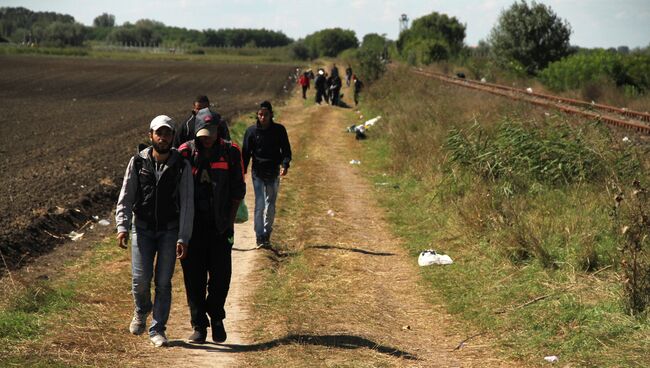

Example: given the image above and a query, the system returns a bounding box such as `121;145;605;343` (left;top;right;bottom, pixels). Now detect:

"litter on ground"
98;219;111;226
68;231;84;241
349;160;361;165
418;249;453;266
543;356;559;363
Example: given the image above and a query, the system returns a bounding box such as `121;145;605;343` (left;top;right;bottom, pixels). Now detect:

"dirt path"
149;80;520;367
154;179;260;367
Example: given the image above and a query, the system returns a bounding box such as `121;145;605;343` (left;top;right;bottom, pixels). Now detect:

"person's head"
257;100;273;125
149;115;175;154
193;95;210;113
195;122;218;149
195;108;220;148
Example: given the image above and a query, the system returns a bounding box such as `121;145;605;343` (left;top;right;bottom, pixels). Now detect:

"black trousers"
181;218;233;329
301;85;308;99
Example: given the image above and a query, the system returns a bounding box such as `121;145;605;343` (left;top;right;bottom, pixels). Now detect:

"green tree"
397;11;465;64
303;28;358;58
489;0;572;75
93;13;115;28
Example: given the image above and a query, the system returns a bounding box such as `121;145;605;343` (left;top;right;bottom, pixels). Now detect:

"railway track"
411;68;650;135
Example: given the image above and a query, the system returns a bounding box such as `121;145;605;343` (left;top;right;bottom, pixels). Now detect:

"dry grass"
242;86;525;367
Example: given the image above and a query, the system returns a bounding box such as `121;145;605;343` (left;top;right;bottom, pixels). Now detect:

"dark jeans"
301;85;308;99
181;218;233;330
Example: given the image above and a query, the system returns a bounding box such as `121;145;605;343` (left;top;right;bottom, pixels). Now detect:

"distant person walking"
173;95;230;148
353;75;364;106
298;72;310;99
345;65;353;87
314;69;327;105
330;63;339;78
178;120;246;344
330;74;342;106
115;115;194;347
242;101;292;248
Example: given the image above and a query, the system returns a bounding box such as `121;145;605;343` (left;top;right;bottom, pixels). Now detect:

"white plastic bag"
418;249;453;266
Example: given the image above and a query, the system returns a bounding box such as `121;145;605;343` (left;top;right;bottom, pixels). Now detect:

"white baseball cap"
150;115;174;131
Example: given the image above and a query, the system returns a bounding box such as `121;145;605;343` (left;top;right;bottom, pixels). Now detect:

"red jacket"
298;75;310;87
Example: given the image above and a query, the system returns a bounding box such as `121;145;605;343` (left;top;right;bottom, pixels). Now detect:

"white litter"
622;136;630;143
544;355;559;363
327;209;335;217
349;160;361;165
418;249;453;266
526;87;533;93
68;231;84;241
98;219;111;226
363;116;381;127
480;77;486;83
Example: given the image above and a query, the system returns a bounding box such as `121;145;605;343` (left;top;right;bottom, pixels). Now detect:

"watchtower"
399;14;409;34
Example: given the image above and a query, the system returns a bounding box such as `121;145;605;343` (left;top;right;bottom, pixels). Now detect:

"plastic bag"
418;249;453;266
235;200;248;223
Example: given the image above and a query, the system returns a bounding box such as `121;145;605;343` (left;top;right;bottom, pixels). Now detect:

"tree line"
0;7;292;48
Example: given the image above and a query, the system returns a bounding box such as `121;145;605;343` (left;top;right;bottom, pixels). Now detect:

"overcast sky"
2;0;649;48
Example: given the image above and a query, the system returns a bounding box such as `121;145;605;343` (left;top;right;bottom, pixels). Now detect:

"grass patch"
358;66;650;366
0;237;137;367
0;281;76;341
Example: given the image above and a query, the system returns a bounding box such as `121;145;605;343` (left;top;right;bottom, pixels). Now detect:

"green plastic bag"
235;200;248;223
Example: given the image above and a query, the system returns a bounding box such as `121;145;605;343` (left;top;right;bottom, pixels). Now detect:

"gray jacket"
115;147;194;244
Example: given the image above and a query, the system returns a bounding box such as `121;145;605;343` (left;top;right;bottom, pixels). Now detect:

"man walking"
242;101;292;248
298;72;310;99
314;69;327;105
173;95;230;148
115;115;194;347
178;120;245;344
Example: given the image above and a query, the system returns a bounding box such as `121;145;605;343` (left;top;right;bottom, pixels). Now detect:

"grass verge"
356;65;650;367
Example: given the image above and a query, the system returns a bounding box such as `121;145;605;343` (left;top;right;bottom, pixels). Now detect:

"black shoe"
188;328;207;344
212;320;227;343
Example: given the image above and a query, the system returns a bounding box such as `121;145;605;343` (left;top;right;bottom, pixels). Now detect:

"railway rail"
411;68;650;135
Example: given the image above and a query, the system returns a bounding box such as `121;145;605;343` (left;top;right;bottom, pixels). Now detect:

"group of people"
298;64;363;106
115;95;292;347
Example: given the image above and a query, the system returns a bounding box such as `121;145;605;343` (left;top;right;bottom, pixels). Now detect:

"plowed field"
0;55;295;270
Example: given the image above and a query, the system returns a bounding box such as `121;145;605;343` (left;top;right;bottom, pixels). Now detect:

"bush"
539;50;650;93
445;121;608;190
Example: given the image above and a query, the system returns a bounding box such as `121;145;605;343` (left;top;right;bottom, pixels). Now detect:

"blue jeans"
131;226;177;336
252;174;280;240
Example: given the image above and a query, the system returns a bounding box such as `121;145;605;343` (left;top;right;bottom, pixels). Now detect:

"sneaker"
212;320;227;343
256;236;270;249
150;332;168;348
188;328;207;344
129;313;147;335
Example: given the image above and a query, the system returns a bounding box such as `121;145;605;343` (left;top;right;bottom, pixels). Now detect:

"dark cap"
259;100;273;113
195;107;220;124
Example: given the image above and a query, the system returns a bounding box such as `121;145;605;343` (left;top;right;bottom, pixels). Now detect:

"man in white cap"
115;115;194;347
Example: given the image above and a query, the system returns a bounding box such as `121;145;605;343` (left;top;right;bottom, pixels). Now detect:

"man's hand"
176;242;188;259
280;167;288;176
117;232;128;249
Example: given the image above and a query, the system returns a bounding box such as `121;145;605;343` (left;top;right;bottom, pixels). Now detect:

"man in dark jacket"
242;101;292;248
115;115;194;347
314;69;327;105
178;120;245;344
173;95;230;148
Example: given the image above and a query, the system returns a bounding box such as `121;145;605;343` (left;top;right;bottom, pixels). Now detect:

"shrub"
539;50;650;93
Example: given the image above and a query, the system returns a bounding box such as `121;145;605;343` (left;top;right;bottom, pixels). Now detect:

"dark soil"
0;54;295;270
